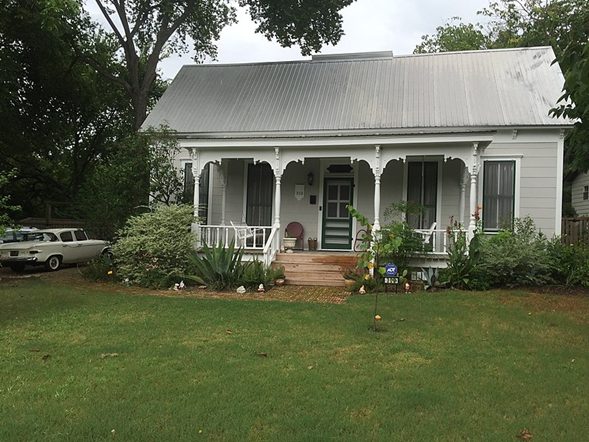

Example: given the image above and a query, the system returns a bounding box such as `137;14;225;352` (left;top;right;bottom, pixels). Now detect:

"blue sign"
384;263;398;277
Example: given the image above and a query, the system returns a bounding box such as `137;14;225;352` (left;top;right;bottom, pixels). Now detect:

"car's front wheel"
45;255;62;271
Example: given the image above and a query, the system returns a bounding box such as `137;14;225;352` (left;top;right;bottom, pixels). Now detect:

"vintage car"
0;228;110;272
0;227;38;244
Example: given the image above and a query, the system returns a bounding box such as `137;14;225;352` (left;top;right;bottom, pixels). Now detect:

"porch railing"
414;229;459;254
196;224;279;266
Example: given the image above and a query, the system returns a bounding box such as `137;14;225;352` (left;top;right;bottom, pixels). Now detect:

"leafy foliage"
112;204;195;288
0;170;20;234
470;217;553;289
439;220;481;290
240;261;285;289
80;254;115;282
0;0;133;217
548;240;589;288
415;17;489;53
186;241;245;290
347;203;424;292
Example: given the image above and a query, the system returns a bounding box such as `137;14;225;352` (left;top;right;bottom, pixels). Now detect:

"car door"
74;230;101;261
59;230;82;263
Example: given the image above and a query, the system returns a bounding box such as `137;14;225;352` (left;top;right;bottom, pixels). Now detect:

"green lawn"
1;279;588;441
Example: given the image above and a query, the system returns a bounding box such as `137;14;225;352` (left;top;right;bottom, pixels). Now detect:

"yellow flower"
374;315;382;321
107;270;113;275
364;274;371;280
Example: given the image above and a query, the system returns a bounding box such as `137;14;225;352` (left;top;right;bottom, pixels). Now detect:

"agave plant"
186;240;245;290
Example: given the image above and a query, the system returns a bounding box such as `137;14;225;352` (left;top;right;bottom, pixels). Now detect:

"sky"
86;0;491;80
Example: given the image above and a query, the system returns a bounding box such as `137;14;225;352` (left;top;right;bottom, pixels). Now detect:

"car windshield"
28;232;58;242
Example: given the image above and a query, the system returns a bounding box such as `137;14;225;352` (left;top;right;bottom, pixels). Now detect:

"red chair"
286;222;304;250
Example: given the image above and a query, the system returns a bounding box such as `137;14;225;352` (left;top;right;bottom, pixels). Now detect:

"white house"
143;47;572;268
571;172;589;216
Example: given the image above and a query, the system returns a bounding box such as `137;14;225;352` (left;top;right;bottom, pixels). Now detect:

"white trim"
317;160;326;249
479;156;521;230
318;159;355;251
555;135;564;234
242;161;249;223
207;164;214;224
178;133;494;149
353;163;359;245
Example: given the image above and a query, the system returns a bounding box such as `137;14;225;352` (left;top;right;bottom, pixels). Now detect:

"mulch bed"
0;266;351;304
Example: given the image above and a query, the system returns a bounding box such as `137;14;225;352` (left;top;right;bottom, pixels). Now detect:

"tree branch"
93;0;126;47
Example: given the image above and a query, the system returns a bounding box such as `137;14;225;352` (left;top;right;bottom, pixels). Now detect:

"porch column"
273;148;282;229
373;145;382;232
459;165;467;227
467;143;480;239
191;150;201;234
219;162;227;225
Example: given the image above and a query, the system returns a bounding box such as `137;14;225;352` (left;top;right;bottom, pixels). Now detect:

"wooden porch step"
285;277;345;287
273;252;358;287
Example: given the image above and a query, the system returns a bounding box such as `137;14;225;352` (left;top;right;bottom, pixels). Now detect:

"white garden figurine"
359;285;366;294
179;280;185;290
257;283;265;293
236;286;246;294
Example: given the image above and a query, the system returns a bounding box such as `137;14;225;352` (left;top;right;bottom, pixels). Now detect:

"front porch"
181;134;490;269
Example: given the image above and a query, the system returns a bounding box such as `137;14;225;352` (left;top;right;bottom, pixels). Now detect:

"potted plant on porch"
283;230;297;252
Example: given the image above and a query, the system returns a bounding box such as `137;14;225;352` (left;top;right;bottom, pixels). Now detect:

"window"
183;162;210;223
60;231;73;242
246;162;274;226
583;185;588;201
406;161;438;229
483;161;515;230
74;230;87;241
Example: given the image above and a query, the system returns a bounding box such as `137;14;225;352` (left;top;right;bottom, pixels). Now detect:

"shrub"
240;261;285;289
186;240;245;290
112;204;195;288
548;240;589;288
81;254;114;282
439;229;476;289
470;217;552;289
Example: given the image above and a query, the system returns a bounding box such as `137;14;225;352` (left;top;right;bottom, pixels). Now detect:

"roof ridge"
179;46;554;70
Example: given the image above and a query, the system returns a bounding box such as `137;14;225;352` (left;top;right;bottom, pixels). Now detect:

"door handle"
319;206;322;211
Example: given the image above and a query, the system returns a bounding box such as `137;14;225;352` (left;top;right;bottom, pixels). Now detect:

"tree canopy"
87;0;356;129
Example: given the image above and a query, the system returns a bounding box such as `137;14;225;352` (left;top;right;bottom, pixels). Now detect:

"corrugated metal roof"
142;46;572;136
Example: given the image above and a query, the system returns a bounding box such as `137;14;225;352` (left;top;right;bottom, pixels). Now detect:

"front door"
322;179;353;249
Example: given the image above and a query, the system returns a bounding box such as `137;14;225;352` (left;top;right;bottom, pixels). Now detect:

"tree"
415;0;589;176
86;0;356;129
0;171;20;234
0;0;133;216
414;17;489;53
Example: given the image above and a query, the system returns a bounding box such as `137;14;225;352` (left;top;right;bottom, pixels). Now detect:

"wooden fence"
561;217;589;245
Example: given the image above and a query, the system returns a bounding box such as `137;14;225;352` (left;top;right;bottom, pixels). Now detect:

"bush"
240;261;285;289
439;228;476;289
548;240;589;288
112;204;195;288
470;217;552;289
80;254;114;282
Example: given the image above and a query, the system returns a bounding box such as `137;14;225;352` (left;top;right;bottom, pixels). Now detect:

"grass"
0;278;588;441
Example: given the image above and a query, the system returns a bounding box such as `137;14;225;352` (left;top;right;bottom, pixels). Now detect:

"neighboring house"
571;172;589;216
143;46;572;266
